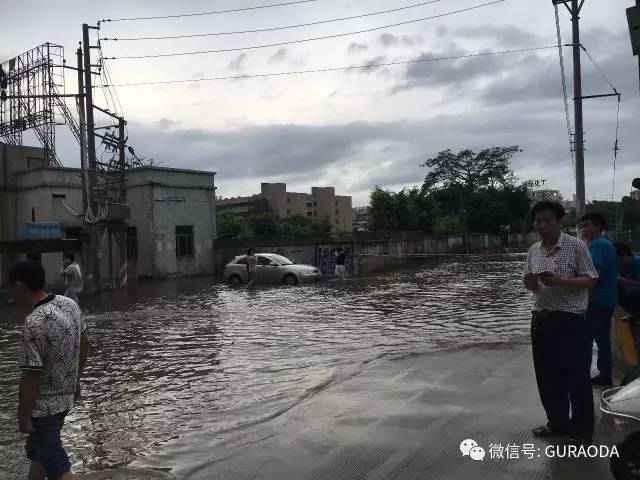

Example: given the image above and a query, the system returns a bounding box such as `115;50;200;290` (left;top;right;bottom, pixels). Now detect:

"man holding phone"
524;201;598;446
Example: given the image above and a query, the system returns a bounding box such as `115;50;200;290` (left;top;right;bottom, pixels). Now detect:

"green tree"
369;187;397;231
421;146;522;245
433;215;462;236
248;213;280;237
420;146;521;193
217;213;244;239
310;217;333;235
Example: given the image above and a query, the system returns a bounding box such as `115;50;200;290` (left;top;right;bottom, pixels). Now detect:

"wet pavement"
0;254;626;479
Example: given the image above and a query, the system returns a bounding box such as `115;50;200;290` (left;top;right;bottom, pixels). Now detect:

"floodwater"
0;254;533;479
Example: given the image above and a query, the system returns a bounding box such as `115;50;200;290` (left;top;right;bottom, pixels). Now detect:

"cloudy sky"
2;0;638;206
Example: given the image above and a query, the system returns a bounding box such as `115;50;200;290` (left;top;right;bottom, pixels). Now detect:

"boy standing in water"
61;254;83;304
246;248;257;285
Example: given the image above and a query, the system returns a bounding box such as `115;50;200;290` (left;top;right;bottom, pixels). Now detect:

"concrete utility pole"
554;0;588;218
629;0;640;94
118;116;127;203
82;23;102;291
571;0;586;219
76;46;88;214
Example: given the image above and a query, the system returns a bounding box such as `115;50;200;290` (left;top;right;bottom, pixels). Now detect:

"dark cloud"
358;56;388;74
379;33;400;47
391;45;510;94
228;53;248;71
379;33;423;48
348;42;370;54
435;26;448;38
455;25;544;47
268;48;287;64
402;36;423;46
482;31;638;107
123;91;639;202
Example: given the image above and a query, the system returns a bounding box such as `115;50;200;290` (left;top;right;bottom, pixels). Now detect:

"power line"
105;0;506;60
553;4;575;176
100;0;322;23
579;44;618;94
101;45;561;87
102;0;448;41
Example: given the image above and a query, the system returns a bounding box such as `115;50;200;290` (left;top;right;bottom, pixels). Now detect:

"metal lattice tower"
0;43;79;167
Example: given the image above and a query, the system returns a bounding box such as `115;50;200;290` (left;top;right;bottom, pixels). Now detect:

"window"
335;209;339;216
257;256;272;266
127;227;138;260
313;201;318;207
287;197;291;203
306;202;313;208
307;212;313;217
27;157;44;169
237;257;248;265
286;208;291;215
175;226;194;257
313;211;318;217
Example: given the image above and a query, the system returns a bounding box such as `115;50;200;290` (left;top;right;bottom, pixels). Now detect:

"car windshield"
268;254;294;265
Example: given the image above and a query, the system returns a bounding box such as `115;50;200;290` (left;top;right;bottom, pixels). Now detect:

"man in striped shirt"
524;201;598;446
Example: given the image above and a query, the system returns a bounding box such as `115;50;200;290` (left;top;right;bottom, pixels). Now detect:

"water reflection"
0;254;531;477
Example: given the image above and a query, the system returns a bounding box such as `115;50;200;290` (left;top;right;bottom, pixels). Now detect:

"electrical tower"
0;34;131;293
0;43;81;166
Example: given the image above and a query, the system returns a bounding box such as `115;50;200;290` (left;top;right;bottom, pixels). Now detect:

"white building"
0;144;216;287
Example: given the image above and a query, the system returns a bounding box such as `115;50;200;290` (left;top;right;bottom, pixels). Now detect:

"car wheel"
228;274;243;286
283;274;298;286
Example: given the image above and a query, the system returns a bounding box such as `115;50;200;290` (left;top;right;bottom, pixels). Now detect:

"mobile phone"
538;271;554;278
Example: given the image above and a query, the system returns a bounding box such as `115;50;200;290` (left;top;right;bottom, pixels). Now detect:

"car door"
256;255;281;283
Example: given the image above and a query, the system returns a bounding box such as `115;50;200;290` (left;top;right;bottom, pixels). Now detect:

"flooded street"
0;254;533;478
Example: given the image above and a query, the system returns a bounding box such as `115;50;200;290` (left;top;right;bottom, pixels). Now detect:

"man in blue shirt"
581;212;619;386
614;243;640;317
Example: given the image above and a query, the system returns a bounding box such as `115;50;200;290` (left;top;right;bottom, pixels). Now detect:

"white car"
224;253;322;286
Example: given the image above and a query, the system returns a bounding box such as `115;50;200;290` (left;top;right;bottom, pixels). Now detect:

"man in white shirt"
61;254;83;304
524;201;598;446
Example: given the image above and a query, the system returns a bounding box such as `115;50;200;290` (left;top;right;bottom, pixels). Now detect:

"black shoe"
532;425;569;438
565;436;592;447
591;375;613;387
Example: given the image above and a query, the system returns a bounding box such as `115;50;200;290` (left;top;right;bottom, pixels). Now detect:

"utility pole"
76;46;88;214
571;0;586;219
118;116;127;203
83;23;102;291
629;0;640;94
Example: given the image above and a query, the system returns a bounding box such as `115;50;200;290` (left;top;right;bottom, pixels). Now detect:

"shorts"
25;411;70;479
335;265;346;277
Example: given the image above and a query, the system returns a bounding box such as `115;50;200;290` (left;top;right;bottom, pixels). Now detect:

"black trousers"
587;304;615;380
531;310;594;439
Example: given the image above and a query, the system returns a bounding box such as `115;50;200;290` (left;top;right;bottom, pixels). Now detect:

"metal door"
315;242;354;276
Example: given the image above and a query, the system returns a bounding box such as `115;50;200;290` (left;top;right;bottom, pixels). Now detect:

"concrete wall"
312;186;335;226
127;167;216;278
261;183;287;216
336;196;352;232
0;148;217;286
288;192;311;218
0;147;88;286
215;231;538;279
